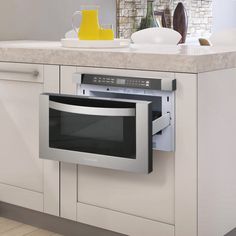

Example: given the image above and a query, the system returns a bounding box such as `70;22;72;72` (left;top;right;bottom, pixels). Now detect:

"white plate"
61;38;130;48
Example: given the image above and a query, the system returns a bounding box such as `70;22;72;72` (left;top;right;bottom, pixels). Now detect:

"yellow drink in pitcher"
72;7;100;40
79;10;100;40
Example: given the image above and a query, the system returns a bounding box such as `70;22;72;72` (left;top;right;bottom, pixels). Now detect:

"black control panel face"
82;74;162;90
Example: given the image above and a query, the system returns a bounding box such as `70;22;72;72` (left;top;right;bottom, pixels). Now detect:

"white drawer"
77;202;174;236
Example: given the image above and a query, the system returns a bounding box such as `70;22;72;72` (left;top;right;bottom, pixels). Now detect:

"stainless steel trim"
135;102;152;173
49;100;135;117
0;70;39;77
152;113;171;135
161;79;176;91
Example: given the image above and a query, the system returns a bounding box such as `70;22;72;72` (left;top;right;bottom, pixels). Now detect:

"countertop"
0;41;236;73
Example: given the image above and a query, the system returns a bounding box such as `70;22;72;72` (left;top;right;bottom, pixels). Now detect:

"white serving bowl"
131;28;182;45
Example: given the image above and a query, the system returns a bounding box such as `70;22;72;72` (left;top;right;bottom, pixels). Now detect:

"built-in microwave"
39;69;175;174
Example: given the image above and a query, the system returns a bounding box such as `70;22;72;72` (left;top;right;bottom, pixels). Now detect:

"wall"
0;0;116;41
212;0;236;32
3;0;233;41
117;0;213;39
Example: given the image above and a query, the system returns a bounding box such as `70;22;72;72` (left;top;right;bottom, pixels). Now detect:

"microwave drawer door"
39;94;153;174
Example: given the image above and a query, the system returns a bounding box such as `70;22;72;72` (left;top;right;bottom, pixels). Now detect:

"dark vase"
173;2;188;44
138;0;159;30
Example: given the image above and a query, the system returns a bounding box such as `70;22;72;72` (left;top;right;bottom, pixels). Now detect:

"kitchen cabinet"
0;62;60;215
0;58;235;236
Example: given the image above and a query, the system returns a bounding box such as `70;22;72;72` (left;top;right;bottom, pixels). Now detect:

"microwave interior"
78;82;175;152
90;91;163;127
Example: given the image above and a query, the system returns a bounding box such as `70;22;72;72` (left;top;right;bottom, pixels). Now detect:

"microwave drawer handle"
49;101;135;117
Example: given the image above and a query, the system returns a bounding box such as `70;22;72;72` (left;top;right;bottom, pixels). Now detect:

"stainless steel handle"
49;101;135;117
0;70;39;77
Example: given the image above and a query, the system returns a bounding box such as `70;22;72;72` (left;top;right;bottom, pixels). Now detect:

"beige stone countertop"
0;41;236;73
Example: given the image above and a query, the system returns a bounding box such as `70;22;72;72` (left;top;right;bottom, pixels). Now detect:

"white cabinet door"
0;63;60;213
0;79;43;192
77;153;174;223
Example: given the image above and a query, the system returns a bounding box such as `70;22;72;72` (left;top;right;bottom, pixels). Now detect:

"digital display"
116;79;126;85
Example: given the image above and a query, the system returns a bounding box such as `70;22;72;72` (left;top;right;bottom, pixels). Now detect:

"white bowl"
210;28;236;46
131;28;182;45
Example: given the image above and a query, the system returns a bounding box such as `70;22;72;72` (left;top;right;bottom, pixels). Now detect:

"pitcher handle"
72;11;82;33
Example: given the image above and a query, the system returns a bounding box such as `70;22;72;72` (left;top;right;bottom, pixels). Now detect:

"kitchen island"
0;41;236;236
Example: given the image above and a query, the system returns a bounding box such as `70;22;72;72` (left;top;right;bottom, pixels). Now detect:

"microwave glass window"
49;109;136;159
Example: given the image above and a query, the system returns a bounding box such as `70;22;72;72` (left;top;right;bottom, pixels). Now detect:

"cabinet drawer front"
0;62;43;83
77;202;174;236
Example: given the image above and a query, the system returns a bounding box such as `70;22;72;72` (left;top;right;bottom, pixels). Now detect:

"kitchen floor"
0;217;61;236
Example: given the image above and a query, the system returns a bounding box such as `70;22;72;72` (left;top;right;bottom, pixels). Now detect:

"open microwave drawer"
39;94;172;174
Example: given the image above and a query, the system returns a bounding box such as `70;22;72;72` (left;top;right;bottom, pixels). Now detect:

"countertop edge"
0;45;236;73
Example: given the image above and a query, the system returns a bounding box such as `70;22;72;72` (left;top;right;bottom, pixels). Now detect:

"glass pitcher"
72;6;100;40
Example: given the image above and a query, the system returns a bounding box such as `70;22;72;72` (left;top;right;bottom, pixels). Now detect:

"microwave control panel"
81;74;163;90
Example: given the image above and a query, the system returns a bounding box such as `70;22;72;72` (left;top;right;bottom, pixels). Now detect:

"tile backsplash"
117;0;213;39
